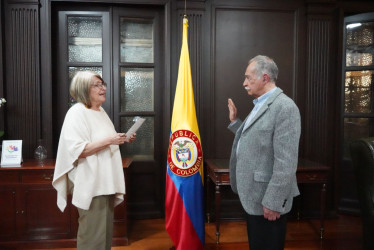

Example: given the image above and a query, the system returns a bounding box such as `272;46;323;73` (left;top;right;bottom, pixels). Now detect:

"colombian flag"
165;16;205;250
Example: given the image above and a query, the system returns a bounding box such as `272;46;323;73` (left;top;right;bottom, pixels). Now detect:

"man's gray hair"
249;55;278;83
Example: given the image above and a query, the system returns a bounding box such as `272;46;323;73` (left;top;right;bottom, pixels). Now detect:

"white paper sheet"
125;117;145;141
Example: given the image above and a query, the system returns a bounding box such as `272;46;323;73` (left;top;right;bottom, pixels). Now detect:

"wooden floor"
34;214;362;250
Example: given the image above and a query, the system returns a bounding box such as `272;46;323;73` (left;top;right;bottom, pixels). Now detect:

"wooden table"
205;158;330;244
0;158;132;249
1;158;133;169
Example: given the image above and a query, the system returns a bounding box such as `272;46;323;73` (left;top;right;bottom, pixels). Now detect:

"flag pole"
165;3;205;249
184;0;187;16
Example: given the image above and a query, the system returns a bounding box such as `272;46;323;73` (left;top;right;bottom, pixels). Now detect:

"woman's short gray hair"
70;71;103;108
249;55;278;83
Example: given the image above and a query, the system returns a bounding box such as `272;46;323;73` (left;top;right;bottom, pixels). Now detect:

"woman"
52;71;135;250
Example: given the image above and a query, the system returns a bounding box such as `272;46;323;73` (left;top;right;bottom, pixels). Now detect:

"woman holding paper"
52;71;135;250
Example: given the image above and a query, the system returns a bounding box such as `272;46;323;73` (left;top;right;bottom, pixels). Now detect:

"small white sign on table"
1;140;22;167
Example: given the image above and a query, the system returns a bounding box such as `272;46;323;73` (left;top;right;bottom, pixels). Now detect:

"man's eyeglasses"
92;82;107;89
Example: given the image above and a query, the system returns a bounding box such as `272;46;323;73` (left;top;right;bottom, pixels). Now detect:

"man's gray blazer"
228;87;301;216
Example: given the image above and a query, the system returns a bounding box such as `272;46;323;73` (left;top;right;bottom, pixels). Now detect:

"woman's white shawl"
52;103;125;212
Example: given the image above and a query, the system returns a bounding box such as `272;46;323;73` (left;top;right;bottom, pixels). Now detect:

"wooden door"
112;6;164;219
19;184;72;240
52;4;165;219
0;187;17;240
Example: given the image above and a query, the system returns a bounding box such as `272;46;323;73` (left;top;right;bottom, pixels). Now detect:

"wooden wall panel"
0;2;4;137
303;7;339;215
212;6;301;159
4;3;40;158
304;16;336;165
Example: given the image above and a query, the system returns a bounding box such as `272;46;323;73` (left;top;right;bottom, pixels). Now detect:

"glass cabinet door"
341;12;374;214
113;13;160;161
342;13;374;159
55;11;110;114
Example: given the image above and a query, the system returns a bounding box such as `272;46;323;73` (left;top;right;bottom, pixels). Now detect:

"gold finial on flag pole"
184;0;188;25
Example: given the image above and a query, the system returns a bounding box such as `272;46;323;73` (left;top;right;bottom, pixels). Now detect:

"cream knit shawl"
52;103;125;212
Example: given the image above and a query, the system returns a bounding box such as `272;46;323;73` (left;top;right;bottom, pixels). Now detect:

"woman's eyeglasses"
92;82;107;89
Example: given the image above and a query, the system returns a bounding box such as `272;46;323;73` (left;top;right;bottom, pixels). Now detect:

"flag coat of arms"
165;16;205;250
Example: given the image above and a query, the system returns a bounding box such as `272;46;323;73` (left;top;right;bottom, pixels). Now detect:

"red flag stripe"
165;171;203;250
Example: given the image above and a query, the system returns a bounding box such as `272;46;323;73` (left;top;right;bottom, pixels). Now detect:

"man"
227;55;301;250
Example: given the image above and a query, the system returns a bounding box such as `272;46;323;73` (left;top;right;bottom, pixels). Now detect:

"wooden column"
4;0;41;158
303;3;338;216
304;4;338;166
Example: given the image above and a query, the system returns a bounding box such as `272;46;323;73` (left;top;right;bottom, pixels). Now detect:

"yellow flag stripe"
170;17;203;182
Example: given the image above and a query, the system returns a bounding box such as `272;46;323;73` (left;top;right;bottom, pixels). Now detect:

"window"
342;13;374;159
